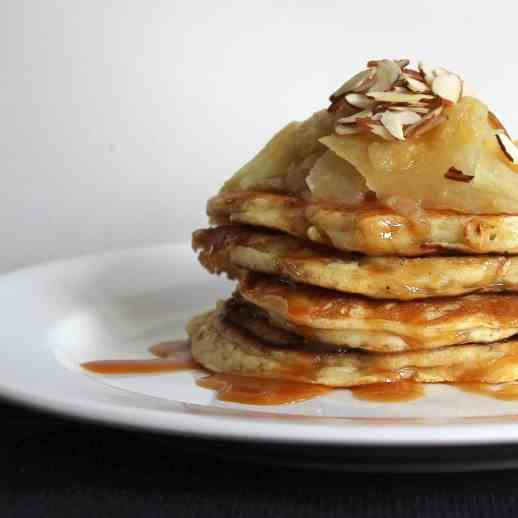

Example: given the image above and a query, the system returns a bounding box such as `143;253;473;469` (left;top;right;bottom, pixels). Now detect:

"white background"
3;0;518;272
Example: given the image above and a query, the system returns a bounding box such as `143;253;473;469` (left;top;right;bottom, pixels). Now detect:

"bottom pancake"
187;306;518;387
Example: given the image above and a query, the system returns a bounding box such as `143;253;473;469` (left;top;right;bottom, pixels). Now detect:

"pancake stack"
187;59;518;388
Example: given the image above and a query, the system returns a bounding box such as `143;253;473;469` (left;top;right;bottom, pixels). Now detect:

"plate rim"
4;243;518;448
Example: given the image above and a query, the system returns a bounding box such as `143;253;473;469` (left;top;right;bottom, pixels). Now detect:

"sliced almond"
356;117;377;129
337;109;373;124
405;106;442;133
405;108;446;138
431;73;462;105
335;124;363;136
366;91;435;103
369;59;402;92
496;133;518;163
352;74;377;93
404;69;426;81
368;58;409;69
395;110;421;125
444;166;474;183
330;68;375;100
389;105;430;114
344;93;373;109
380;111;405;140
415;114;447;138
369;123;396;141
393;85;412;93
433;67;450;77
403;74;430;93
418;62;436;85
327;98;343;113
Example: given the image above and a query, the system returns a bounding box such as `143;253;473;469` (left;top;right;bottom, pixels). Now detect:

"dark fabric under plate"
4;399;518;518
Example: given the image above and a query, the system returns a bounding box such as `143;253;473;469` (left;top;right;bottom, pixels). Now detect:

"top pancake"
208;191;518;256
193;226;518;300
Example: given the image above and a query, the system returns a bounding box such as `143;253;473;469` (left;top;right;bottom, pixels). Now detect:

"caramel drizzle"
80;334;518;405
197;374;333;405
81;340;198;374
350;381;424;403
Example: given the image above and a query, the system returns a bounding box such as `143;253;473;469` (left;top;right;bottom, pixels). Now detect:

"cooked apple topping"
221;58;518;215
321;97;518;213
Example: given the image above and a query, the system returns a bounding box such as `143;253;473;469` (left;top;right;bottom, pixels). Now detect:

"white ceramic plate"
4;244;518;458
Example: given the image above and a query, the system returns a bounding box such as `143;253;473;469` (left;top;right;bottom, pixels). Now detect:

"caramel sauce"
81;340;199;375
148;340;190;358
457;354;518;383
350;381;425;403
457;383;518;401
81;358;198;375
241;274;518;327
196;374;332;405
80;305;518;406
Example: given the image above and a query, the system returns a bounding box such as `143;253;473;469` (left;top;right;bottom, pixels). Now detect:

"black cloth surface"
4;400;518;518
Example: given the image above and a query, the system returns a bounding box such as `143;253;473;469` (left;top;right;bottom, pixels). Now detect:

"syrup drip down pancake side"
237;275;518;352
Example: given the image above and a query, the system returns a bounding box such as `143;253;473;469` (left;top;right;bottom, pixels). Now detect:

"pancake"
237;275;518;352
208;191;518;256
193;226;518;300
187;307;518;387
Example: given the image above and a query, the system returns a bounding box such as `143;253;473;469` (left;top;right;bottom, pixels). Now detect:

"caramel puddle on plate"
196;376;425;405
456;382;518;401
81;340;425;405
80;340;199;374
349;381;425;403
196;374;333;405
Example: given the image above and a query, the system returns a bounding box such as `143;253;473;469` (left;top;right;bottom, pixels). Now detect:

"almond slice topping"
369;59;402;92
356;117;379;130
405;107;444;138
368;123;395;141
331;59;465;140
335;124;363;136
395;111;422;125
330;68;375;100
433;67;450;77
403;69;426;81
431;74;462;105
418;62;436;85
444;166;474;183
403;75;430;93
380;111;405;140
344;93;373;109
337;109;373;124
389;105;430;114
496;133;518;164
369;58;410;69
366;91;435;103
392;85;411;93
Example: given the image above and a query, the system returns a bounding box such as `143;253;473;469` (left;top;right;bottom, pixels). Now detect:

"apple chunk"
321;97;518;214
